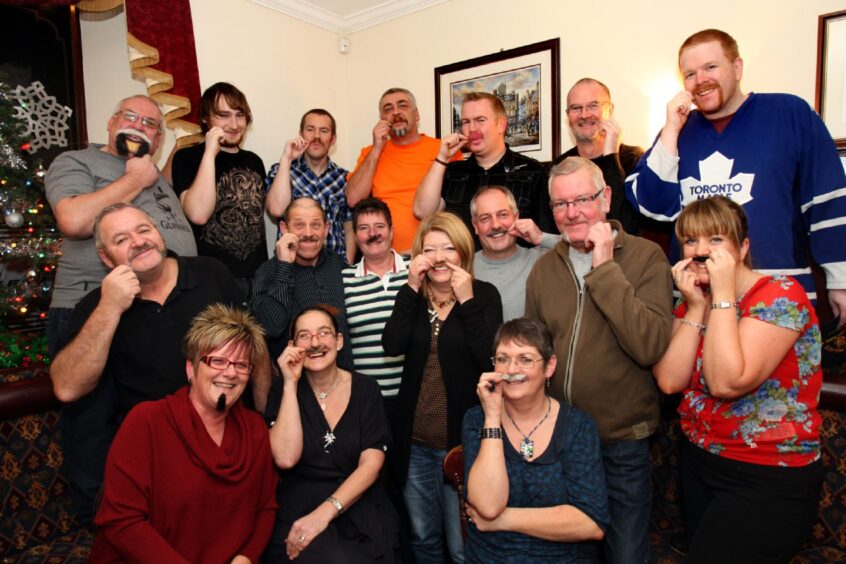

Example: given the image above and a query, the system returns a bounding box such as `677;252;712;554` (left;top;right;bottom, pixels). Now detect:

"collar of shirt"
354;249;408;278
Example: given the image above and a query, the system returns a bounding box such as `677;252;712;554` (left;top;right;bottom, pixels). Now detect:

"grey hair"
547;156;607;204
93;202;156;250
112;95;164;131
470;185;518;219
379;88;417;111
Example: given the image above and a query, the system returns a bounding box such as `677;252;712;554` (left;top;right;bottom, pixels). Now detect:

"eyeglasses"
565;101;611;116
550;187;604;212
492;355;545;370
294;328;336;343
201;355;252;375
115;109;161;130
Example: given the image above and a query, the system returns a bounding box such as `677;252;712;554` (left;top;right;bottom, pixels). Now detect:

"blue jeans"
600;438;651;564
403;443;464;563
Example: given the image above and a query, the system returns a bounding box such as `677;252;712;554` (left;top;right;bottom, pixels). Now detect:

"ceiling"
249;0;449;34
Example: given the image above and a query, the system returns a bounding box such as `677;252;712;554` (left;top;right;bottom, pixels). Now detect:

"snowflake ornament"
12;81;72;152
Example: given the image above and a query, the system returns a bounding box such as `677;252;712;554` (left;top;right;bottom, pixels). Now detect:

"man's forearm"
343;221;356;265
345;150;381;206
50;303;122;402
178;154;218;225
54;175;149;239
413;162;446;219
265;162;293;218
250;351;272;413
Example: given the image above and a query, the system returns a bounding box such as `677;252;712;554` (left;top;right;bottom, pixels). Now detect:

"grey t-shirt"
474;233;557;321
45;145;197;308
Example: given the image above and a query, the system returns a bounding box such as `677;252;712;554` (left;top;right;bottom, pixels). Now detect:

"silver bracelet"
710;301;738;310
679;318;706;332
327;495;344;514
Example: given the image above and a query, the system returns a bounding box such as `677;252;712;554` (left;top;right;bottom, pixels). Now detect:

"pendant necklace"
323;430;336;451
427;290;455;329
504;396;551;460
313;371;341;412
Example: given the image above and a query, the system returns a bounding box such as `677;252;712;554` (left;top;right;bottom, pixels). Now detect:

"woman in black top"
383;211;502;564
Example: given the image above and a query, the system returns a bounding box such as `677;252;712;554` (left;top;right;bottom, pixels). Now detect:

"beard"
691;81;726;115
220;130;243;148
115;129;152;157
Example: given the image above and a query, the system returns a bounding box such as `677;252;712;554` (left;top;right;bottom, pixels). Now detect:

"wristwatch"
710;301;738;310
327;495;344;514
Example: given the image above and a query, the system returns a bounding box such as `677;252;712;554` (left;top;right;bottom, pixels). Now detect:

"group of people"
42;26;844;563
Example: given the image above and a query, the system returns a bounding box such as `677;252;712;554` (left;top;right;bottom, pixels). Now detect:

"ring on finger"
297;535;306;544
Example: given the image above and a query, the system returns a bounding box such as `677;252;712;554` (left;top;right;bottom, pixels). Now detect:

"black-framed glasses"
201;355;252;375
115;109;161;131
550;187;604;212
492;355;545;370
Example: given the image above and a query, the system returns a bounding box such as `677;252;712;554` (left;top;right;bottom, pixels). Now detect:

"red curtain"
123;0;202;147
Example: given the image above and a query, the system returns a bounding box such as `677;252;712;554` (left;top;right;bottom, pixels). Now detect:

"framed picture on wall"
434;39;560;162
816;9;846;148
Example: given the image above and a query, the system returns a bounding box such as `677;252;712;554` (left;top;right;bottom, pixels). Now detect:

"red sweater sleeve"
94;406;191;564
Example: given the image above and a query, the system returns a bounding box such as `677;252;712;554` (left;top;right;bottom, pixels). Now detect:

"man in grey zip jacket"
525;156;672;564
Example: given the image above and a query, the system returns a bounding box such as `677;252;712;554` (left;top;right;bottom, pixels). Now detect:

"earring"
546;378;551;389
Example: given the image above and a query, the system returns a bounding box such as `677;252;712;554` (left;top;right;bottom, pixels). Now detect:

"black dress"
264;372;400;563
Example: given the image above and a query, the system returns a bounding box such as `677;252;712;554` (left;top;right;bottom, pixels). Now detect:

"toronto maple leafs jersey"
626;93;846;299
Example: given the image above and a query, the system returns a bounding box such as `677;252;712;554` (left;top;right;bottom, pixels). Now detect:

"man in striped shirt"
341;197;408;417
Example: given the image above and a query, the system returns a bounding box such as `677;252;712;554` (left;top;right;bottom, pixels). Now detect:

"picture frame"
815;9;846;148
434;38;560;162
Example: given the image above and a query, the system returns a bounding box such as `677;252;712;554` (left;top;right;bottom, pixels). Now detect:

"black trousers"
680;439;823;564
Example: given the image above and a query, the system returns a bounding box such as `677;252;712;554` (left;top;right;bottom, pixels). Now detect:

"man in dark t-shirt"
172;82;267;303
551;78;645;234
50;203;268;524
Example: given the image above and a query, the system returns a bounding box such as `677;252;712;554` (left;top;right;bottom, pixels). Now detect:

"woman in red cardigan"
89;304;278;563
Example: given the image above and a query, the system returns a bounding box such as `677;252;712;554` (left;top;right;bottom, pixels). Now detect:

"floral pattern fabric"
676;274;822;466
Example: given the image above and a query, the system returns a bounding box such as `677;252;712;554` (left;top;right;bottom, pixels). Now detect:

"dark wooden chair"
442;444;468;540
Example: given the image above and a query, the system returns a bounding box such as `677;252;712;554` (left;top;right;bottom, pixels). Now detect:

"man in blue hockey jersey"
626;28;846;324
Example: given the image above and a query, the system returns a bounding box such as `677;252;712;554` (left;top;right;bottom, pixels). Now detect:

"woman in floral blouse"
653;196;823;563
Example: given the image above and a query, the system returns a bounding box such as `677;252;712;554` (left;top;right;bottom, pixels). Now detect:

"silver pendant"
323;431;336;450
520;438;534;459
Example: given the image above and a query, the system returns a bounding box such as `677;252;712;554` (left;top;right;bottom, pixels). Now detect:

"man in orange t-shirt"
346;88;461;253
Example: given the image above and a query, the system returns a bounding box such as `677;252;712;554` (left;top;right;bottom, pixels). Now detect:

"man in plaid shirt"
266;109;354;263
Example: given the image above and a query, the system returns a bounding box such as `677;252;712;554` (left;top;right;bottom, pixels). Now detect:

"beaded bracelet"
710;301;738;310
480;427;503;440
679;318;706;332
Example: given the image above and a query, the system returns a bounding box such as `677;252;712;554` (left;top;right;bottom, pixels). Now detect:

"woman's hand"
285;505;334;559
446;262;473;303
407;254;433;292
230;556;251;564
705;249;737;300
672;258;707;309
476;372;503;421
277;341;305;385
466;502;505;533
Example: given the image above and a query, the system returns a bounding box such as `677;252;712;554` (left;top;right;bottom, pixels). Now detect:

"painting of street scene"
450;64;541;152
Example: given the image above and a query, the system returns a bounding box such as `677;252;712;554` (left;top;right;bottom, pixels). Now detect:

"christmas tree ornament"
4;210;24;227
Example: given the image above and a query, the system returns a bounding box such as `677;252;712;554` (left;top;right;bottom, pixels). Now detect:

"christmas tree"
0;80;59;368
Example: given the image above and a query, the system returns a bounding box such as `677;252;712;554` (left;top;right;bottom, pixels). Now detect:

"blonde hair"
183;304;267;369
675;196;752;267
412;211;475;276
